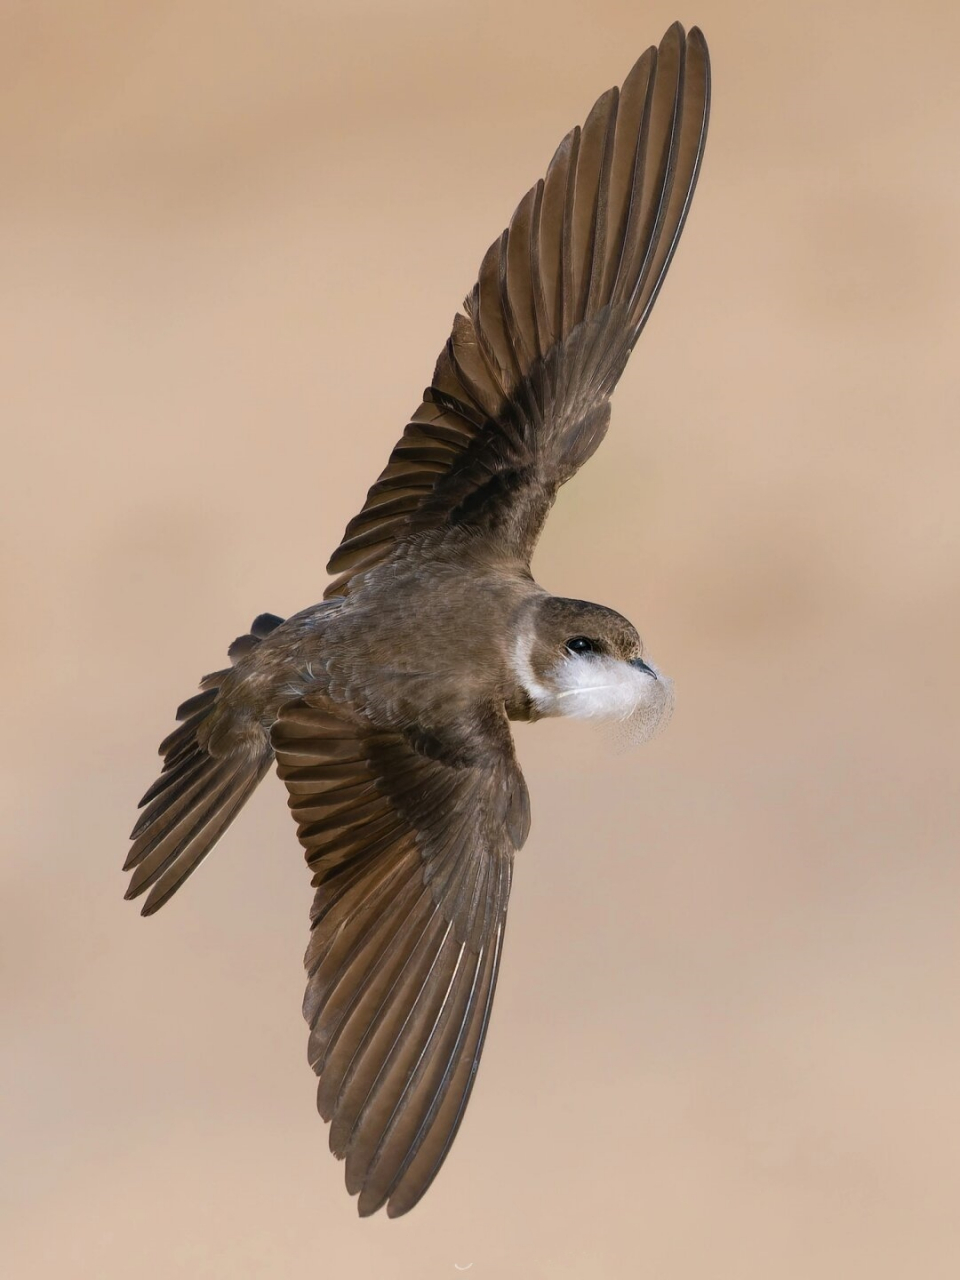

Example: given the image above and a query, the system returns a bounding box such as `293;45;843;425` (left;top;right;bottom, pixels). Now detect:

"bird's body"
125;22;711;1217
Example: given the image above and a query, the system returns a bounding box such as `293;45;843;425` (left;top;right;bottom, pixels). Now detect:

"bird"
124;21;711;1218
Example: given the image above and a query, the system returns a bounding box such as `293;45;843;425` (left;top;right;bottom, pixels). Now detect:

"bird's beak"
629;657;658;680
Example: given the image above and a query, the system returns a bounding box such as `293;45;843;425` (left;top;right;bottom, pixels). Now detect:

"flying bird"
124;21;711;1217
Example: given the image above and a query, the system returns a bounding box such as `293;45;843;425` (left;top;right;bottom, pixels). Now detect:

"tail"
123;612;284;916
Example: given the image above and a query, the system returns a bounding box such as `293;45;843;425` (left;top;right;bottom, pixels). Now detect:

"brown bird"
125;21;711;1217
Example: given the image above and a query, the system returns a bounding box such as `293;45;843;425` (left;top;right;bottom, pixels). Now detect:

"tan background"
3;1;960;1276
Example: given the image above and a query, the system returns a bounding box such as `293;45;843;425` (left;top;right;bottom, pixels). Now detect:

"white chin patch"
542;655;675;747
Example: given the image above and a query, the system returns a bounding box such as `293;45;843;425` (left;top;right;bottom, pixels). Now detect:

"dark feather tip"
251;612;285;637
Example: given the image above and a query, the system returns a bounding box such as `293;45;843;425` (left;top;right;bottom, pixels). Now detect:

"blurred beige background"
3;1;959;1276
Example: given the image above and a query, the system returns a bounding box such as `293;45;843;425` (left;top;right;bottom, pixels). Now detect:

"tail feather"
172;688;220;722
124;613;285;916
137;736;212;810
156;704;218;763
126;753;270;915
125;757;250;900
129;748;218;840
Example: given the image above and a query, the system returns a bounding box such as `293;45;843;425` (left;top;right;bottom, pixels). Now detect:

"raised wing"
271;696;530;1217
325;22;710;596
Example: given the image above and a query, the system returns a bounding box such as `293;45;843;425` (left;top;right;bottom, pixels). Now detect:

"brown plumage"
125;22;711;1217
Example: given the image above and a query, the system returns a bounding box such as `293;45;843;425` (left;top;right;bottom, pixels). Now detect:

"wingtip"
129;807;155;840
121;877;157;916
356;1188;384;1219
688;25;711;63
139;881;177;916
679;24;711;141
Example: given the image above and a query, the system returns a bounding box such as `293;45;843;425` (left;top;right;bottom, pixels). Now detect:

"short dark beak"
629;657;658;680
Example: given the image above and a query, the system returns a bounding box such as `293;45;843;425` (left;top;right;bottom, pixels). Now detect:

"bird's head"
511;596;674;743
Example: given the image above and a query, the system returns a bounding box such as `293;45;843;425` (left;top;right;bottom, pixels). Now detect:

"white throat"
512;634;674;745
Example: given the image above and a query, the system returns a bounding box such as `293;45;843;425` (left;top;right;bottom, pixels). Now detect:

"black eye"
565;636;601;656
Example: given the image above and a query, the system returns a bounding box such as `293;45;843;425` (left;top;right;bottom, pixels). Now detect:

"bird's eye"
565;636;601;656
